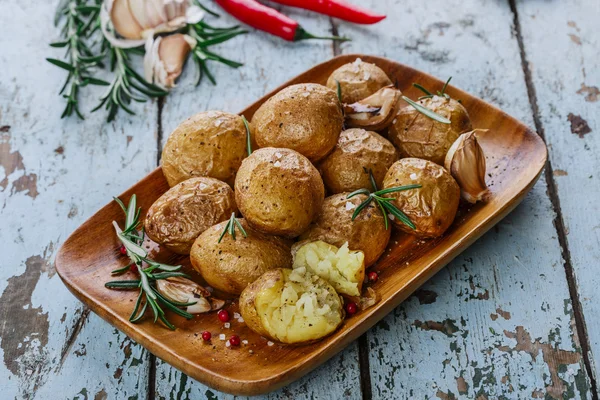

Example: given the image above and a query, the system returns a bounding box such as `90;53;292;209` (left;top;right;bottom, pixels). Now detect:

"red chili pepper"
269;0;385;25
215;0;349;42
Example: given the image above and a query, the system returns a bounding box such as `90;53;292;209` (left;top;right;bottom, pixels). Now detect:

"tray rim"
55;53;548;396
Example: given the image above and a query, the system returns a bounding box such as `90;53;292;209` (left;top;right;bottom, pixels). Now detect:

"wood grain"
55;54;547;396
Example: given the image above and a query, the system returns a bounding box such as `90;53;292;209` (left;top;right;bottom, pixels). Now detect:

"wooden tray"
55;54;547;396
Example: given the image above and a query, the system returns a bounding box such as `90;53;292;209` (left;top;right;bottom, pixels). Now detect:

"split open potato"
239;268;344;344
145;177;237;254
293;241;365;297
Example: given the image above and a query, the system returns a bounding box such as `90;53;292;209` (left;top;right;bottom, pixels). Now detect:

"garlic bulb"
444;129;490;203
101;0;204;48
144;33;196;88
156;276;223;314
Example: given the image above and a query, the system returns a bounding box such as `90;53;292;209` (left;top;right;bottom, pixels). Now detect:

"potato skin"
145;177;237;254
326;58;392;104
319;128;399;194
239;269;284;340
161;111;249;187
190;219;292;295
298;193;390;267
388;96;472;165
251;84;343;162
382;158;460;237
235;148;325;238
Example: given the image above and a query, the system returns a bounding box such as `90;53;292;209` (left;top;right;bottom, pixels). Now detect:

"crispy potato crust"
190;219;293;295
145;177;237;254
239;268;344;344
319;128;399;194
251;84;343;162
326;58;393;104
382;158;460;237
388;96;472;165
298;193;390;267
161;111;249;187
235;148;325;238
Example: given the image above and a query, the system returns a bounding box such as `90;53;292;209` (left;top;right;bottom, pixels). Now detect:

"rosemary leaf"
402;96;451;124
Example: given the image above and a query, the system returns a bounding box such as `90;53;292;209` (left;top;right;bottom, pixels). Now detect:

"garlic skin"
444;129;490;203
156;276;222;314
101;0;204;48
144;33;196;88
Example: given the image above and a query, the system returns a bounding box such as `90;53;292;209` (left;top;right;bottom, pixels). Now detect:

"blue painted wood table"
1;0;598;398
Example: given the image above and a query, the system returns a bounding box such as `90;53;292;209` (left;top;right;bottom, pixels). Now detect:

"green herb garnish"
242;115;252;156
402;96;451;124
218;212;248;243
347;170;421;230
106;194;194;330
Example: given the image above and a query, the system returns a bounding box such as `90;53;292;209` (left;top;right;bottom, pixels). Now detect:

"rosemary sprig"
188;21;247;86
218;212;247;243
48;0;106;119
346;170;421;230
402;96;451;124
106;194;195;330
242;115;252;155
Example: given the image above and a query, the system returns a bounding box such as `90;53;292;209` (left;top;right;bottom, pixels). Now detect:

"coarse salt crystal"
393;118;397;124
345;201;356;211
242;340;248;345
267;341;274;347
274;161;281;167
214;119;223;127
224;322;230;329
274;152;282;159
199;183;207;189
363;72;371;80
238;317;245;323
233;312;241;319
388;214;395;221
226;341;231;347
219;334;226;341
410;173;418;180
302;92;310;97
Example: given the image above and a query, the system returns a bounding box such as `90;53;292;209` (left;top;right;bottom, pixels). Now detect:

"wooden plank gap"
508;0;599;396
329;17;342;56
156;97;165;166
358;333;373;400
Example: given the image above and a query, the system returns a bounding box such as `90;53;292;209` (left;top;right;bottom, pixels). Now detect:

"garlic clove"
156;276;220;314
157;33;193;88
344;287;379;311
110;0;144;39
128;0;152;29
210;298;226;311
444;129;490;203
343;86;402;131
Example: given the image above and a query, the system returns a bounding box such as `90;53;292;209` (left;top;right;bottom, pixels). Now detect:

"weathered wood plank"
515;0;600;389
0;0;156;397
154;6;364;399
336;0;593;398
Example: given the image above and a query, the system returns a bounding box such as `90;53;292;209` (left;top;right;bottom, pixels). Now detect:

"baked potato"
251;84;343;162
293;241;365;296
190;219;293;295
382;158;460;237
239;268;344;344
388;95;472;165
161;111;250;187
235;148;324;237
326;58;393;104
145;177;237;254
319;128;399;194
298;193;390;267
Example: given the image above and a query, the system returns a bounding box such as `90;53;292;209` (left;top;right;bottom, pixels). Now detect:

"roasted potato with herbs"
161;111;250;187
235;147;325;238
326;58;393;104
298;193;390;267
388;95;472;165
144;177;237;254
239;268;344;344
319;128;399;194
293;241;365;297
190;219;293;295
382;158;460;237
251;83;343;162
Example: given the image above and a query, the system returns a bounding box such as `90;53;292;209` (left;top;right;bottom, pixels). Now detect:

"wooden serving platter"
55;54;547;396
